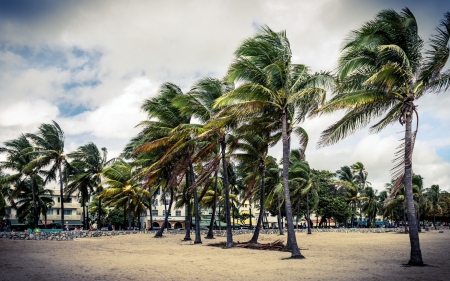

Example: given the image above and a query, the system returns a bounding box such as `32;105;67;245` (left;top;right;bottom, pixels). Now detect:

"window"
57;209;60;215
156;188;160;195
154;199;158;206
162;210;171;216
47;209;53;215
64;197;72;203
175;210;181;216
57;197;60;203
165;199;170;205
63;210;72;215
244;204;248;208
151;210;158;216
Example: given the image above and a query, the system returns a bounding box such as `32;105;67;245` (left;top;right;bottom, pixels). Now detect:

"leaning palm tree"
172;77;232;240
0;135;40;228
215;25;334;258
317;9;450;265
13;176;54;227
26;121;66;227
335;166;358;227
426;184;445;229
66;143;112;229
100;160;149;229
351;162;370;227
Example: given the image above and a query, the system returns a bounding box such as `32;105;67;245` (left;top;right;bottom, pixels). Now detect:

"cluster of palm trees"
0;7;449;265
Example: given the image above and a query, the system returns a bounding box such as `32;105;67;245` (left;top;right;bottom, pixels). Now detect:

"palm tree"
13;176;54;227
351;162;370;227
317;9;450;265
215;26;333;258
335;166;358;227
0;135;40;228
426;184;445;229
26;121;66;227
412;174;425;231
362;186;379;227
100;160;150;229
66;143;112;229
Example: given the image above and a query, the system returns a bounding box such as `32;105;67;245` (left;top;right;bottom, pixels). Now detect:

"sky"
0;0;449;192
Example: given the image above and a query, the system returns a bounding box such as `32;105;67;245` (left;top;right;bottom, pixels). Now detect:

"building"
3;186;83;230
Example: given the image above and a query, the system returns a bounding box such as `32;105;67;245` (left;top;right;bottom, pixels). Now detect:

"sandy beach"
1;230;449;281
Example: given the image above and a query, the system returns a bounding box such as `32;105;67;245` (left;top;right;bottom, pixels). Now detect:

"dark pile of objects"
207;239;285;251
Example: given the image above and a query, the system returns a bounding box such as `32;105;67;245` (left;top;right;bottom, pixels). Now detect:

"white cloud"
0;0;449;191
59;77;153;139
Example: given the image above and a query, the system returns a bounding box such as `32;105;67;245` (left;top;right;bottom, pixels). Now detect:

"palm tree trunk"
417;196;421;232
184;171;192;241
206;169;218;239
58;164;65;229
249;205;253;230
97;178;102;229
184;199;192;240
296;197;300;230
250;164;266;243
221;137;233;248
82;192;85;230
281;112;304;258
277;194;283;235
306;193;311;235
404;110;423;265
155;186;174;237
433;211;436;230
128;194;132;229
149;202;153;230
29;174;39;229
190;163;202;244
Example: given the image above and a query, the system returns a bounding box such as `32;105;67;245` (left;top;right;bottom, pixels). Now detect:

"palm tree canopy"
318;9;450;146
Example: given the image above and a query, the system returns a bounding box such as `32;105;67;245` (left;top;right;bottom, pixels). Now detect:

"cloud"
0;0;449;192
59;78;153;139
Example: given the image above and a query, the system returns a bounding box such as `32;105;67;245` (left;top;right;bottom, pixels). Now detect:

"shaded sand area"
1;230;449;280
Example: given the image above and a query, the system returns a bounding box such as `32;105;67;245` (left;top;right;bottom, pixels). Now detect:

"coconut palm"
317;9;450;265
100;160;150;229
177;77;237;246
215;25;334;258
0;135;40;228
335;166;358;227
66;143;112;229
362;186;379;227
426;184;445;229
26;121;66;227
412;174;425;230
13;176;54;227
351;162;370;226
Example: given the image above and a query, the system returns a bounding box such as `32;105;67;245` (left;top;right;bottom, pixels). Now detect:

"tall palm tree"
317;9;450;265
215;26;334;258
26;121;66;227
13;176;54;227
362;186;379;227
426;184;445;229
412;174;425;231
66;143;112;229
100;160;149;229
351;162;370;227
177;77;237;246
335;166;358;227
0;135;40;228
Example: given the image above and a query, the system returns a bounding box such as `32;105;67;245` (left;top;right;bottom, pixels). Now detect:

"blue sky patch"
57;102;90;117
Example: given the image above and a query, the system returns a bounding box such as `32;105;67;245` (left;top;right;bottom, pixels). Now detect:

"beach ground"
1;230;449;280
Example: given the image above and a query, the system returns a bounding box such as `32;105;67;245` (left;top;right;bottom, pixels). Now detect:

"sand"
1;230;449;280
